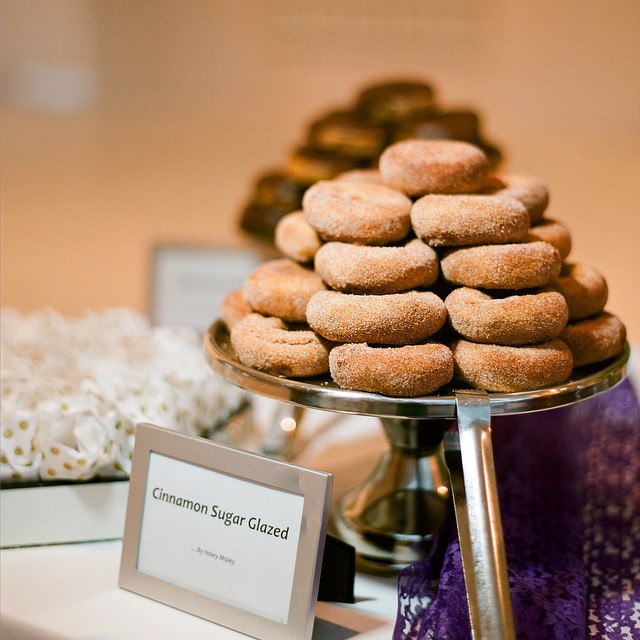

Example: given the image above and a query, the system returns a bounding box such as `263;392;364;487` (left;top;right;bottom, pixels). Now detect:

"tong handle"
445;390;515;640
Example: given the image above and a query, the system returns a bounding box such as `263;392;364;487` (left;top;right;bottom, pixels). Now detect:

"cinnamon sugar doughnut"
329;342;454;397
379;139;490;196
544;262;608;321
411;194;529;246
451;339;574;392
302;180;412;245
314;239;439;294
230;313;331;378
440;241;562;290
527;219;572;260
274;210;322;263
490;174;549;224
221;289;252;330
560;312;626;367
243;259;326;323
306;290;446;345
445;287;569;346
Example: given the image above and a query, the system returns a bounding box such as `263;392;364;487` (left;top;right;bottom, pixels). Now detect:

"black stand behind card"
318;534;356;603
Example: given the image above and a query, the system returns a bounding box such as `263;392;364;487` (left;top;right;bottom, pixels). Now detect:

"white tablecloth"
0;539;397;639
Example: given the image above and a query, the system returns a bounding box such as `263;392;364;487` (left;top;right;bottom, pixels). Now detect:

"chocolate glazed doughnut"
354;80;436;125
440;241;562;290
329;342;454;397
451;339;574;392
314;238;439;294
306;290;446;345
230;313;331;378
445;287;569;346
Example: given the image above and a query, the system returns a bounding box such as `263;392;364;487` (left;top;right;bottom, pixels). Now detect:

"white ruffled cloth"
1;308;245;483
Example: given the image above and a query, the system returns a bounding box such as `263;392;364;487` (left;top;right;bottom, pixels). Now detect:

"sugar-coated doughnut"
274;210;322;263
302;180;412;245
544;262;608;321
230;313;331;378
329;342;454;397
306;290;446;345
314;239;439;294
379;139;490;196
527;219;572;260
244;259;326;323
490;174;549;224
451;339;574;392
393;115;503;169
221;289;252;330
560;312;626;367
445;287;569;346
441;241;562;290
411;194;529;246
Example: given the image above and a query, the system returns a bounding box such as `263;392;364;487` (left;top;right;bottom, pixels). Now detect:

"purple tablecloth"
394;378;640;639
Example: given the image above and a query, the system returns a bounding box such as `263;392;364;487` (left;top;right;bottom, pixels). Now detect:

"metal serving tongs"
445;390;516;640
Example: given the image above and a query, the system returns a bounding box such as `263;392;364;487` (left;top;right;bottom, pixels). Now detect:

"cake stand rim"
204;320;630;421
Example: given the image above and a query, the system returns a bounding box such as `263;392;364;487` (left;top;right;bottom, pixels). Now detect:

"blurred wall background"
2;0;639;340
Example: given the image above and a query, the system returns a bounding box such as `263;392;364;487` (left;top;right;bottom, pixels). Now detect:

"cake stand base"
332;418;452;570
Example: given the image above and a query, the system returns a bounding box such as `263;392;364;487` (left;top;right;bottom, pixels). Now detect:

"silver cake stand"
204;320;629;640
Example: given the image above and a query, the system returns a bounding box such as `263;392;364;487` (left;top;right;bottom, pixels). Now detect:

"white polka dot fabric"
1;308;245;483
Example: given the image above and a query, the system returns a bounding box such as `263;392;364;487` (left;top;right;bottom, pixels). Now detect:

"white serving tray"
1;479;129;548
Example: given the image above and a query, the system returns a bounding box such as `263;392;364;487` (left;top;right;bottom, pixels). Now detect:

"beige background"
2;0;639;341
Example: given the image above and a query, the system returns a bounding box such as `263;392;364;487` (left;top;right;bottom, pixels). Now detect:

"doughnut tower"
224;138;626;397
239;80;502;239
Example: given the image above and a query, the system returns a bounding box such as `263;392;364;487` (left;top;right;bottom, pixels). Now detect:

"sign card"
119;423;333;640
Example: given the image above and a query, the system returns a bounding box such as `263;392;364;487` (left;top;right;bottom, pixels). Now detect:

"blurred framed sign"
119;423;332;640
150;244;262;333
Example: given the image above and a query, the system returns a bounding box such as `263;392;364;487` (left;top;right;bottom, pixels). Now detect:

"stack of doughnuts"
240;79;502;240
224;138;626;397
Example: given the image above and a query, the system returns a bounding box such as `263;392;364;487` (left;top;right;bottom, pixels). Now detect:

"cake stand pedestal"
205;321;629;640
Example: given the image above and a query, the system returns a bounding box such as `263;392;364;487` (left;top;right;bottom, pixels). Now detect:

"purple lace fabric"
394;379;640;640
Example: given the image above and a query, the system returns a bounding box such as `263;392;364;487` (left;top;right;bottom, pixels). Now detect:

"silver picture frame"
119;423;333;640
